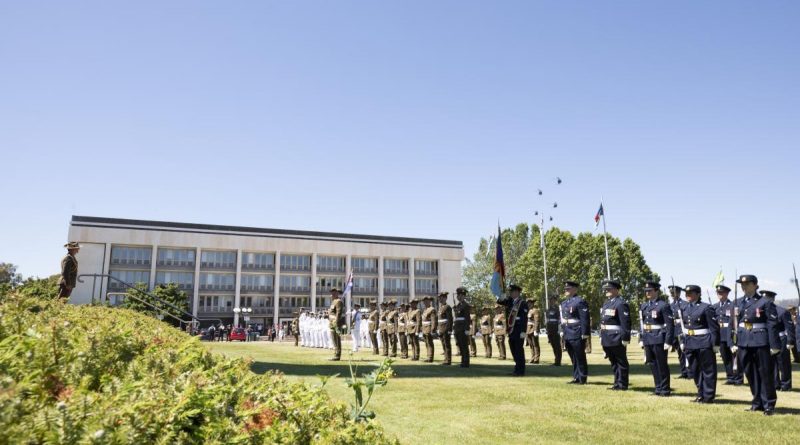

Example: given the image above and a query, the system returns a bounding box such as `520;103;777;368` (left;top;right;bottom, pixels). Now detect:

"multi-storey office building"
67;216;464;327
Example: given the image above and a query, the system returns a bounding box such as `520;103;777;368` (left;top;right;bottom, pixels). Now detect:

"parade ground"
207;341;800;445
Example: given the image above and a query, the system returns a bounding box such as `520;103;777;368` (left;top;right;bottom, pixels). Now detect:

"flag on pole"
343;270;354;297
712;270;725;288
594;203;604;228
490;225;506;298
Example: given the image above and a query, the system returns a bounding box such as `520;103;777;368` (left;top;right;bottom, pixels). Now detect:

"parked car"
229;327;247;341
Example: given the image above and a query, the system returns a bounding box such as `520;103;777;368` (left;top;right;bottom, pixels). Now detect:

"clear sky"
2;1;799;301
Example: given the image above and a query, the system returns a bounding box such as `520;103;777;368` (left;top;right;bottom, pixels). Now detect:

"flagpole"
541;214;550;311
601;197;611;279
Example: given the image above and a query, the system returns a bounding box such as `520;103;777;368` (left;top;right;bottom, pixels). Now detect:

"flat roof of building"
71;215;464;249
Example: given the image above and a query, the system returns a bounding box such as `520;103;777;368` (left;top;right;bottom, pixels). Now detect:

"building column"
409;257;416;303
100;243;111;302
273;251;281;327
233;249;242;326
148;244;157;290
378;256;384;304
311;253;317;313
192;248;201;318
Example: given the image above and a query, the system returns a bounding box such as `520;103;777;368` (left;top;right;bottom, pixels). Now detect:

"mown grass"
207;340;800;445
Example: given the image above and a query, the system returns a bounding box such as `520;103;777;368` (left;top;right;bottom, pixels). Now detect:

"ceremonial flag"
343;270;354;297
594;203;604;228
712;270;724;288
490;225;506;298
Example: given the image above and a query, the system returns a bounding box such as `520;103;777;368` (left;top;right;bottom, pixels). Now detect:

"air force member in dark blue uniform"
681;285;720;403
668;285;690;379
497;284;529;376
734;275;781;416
760;290;793;391
560;281;590;384
599;280;631;390
714;285;742;385
639;280;674;396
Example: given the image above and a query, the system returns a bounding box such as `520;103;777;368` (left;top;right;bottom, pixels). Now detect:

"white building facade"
67;216;464;327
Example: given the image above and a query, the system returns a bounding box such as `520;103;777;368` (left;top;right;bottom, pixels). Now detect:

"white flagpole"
541;214;550;311
601;197;611;280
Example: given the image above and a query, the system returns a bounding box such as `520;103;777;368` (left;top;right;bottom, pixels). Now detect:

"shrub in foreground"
0;295;398;444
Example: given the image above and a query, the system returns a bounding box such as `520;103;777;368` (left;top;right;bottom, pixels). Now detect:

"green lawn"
206;340;800;445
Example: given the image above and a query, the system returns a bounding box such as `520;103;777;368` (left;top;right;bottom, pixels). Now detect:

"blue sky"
2;1;799;301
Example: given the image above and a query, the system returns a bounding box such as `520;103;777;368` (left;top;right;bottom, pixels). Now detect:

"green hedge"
0;295;398;444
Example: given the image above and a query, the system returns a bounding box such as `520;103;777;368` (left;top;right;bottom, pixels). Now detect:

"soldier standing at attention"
398;303;409;359
498;284;529;376
681;285;720;403
407;298;421;360
639;280;674;396
545;295;562;366
58;242;80;300
599;280;631;390
480;307;493;358
714;285;742;385
453;287;472;368
421;296;438;362
291;313;300;347
379;302;389;356
468;306;478;358
526;299;541;364
734;275;781;416
328;288;345;361
561;281;590;384
386;300;399;358
760;290;793;391
368;300;380;354
493;303;508;360
669;285;691;379
437;292;454;365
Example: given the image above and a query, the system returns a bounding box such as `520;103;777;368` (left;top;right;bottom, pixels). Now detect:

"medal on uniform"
651;310;657;318
755;308;760;318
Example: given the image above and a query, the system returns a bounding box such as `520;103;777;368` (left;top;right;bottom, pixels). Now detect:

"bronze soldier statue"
58;242;80;300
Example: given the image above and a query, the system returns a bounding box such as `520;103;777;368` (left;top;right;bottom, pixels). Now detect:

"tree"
0;263;22;287
16;275;61;300
122;283;190;326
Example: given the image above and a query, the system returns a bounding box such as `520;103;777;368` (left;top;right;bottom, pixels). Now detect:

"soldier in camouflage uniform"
328;288;345;361
494;304;508;360
58;242;80;300
379;302;389;356
386;299;398;357
291;313;300;346
368;300;379;355
407;298;422;360
421;296;438;362
437;292;454;365
526;299;542;364
469;306;478;358
398;303;409;359
480;307;493;358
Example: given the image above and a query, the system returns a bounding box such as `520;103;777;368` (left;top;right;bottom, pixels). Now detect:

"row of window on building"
109;246;438;275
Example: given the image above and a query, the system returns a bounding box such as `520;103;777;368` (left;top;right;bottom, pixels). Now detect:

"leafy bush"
0;294;398;444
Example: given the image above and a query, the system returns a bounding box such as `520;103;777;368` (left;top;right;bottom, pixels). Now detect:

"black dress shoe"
567;380;579;384
460;364;469;368
723;381;734;385
553;363;561;366
763;410;774;416
658;392;671;397
699;399;714;404
328;357;341;361
745;406;763;412
691;397;702;403
607;386;619;390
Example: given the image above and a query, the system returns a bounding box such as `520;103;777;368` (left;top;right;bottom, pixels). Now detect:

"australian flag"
594;203;604;228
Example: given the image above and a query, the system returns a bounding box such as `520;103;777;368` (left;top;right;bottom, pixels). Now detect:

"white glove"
713;346;720;354
663;343;670;351
731;346;738;354
622;341;629;346
679;343;685;351
638;341;644;349
771;349;781;356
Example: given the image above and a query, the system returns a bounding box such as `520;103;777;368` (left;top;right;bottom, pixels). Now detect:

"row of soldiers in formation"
300;275;796;415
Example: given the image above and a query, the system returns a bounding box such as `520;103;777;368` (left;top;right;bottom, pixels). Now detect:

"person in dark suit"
497;284;529;376
561;281;590;384
58;242;80;300
681;285;720;403
639;280;675;396
453;287;472;368
734;275;782;416
599;279;631;390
